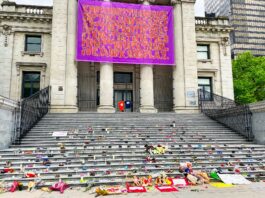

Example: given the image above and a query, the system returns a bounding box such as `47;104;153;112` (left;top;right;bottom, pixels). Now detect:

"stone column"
139;0;157;113
97;0;115;113
49;0;78;113
172;0;198;113
219;37;234;100
97;63;115;113
0;24;14;99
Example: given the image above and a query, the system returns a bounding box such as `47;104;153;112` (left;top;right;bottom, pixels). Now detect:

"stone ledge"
97;106;116;113
0;96;18;111
197;59;213;63
250;100;265;113
139;106;158;113
21;51;44;57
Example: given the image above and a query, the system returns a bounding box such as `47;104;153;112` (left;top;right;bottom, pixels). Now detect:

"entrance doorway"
114;90;133;112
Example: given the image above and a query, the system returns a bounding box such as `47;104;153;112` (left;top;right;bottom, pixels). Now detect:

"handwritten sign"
77;0;174;65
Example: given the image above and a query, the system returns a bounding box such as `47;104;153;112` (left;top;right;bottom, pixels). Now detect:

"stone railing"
0;95;18;109
250;100;265;113
195;17;230;26
1;1;52;15
18;5;52;15
249;100;265;145
0;95;19;149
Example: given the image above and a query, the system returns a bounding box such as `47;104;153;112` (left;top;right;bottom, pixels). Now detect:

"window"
22;72;40;98
197;44;210;59
114;72;133;83
198;77;212;101
25;35;41;52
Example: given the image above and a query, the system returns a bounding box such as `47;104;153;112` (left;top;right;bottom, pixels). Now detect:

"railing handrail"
0;94;18;103
198;89;253;141
21;86;50;102
13;86;50;144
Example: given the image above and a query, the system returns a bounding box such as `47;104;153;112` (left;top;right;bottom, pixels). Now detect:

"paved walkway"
1;183;265;198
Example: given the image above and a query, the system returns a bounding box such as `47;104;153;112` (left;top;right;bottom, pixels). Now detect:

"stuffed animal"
26;172;37;178
133;176;142;186
59;143;66;153
27;181;36;192
50;181;69;194
95;187;109;196
186;174;198;185
9;181;23;192
155;176;163;186
196;172;210;184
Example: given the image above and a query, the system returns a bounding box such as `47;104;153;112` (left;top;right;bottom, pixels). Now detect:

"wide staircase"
1;113;265;187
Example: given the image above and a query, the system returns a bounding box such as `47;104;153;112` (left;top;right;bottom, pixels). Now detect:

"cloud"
15;0;52;6
195;0;205;17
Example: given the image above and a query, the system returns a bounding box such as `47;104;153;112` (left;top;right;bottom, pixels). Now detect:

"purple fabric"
76;0;175;65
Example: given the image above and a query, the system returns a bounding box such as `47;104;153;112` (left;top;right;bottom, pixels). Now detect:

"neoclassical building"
0;0;234;113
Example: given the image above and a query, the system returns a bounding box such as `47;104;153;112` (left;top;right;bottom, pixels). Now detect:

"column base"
173;106;199;114
139;106;158;113
50;105;78;113
97;106;116;113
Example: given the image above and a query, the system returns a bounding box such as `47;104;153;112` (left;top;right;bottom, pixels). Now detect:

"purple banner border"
76;0;175;65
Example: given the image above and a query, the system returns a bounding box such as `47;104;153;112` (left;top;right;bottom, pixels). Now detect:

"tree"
232;52;265;104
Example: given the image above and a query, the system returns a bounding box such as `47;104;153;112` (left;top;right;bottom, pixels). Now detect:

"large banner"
76;0;175;65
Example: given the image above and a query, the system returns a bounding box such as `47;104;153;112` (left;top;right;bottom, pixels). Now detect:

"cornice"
0;12;52;23
195;25;233;33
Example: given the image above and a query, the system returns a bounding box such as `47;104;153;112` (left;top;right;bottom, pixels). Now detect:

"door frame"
114;89;133;112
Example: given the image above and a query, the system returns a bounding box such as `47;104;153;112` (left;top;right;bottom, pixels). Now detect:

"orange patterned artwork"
77;0;175;65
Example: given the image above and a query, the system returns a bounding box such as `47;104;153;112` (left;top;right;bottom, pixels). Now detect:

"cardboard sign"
127;186;147;193
218;174;251;185
52;131;68;137
172;178;188;187
155;186;178;192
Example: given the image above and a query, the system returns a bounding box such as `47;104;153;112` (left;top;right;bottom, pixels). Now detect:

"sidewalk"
1;183;265;198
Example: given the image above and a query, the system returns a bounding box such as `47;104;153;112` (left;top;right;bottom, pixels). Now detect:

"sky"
15;0;205;16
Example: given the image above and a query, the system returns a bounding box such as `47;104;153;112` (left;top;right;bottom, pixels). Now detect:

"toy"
95;187;109;196
27;181;36;191
50;181;69;194
133;176;142;186
9;181;23;192
59;143;66;153
155;176;163;186
26;172;37;178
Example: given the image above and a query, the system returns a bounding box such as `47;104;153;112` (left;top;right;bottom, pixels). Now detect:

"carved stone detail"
220;37;229;56
2;24;12;47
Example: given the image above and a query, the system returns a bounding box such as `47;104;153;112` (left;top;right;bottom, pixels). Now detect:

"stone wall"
0;2;52;100
195;17;234;100
0;96;18;149
250;101;265;144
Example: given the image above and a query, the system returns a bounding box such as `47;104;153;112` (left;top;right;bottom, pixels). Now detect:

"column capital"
138;0;156;4
170;0;179;5
171;0;196;5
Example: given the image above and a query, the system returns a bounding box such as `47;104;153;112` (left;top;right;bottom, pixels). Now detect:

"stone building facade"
0;0;234;113
205;0;265;57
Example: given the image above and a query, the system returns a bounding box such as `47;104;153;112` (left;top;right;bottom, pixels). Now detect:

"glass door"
114;90;133;112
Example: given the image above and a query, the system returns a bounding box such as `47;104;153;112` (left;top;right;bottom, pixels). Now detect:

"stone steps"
1;113;265;188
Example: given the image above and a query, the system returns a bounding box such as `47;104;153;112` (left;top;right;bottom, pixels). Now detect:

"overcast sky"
15;0;205;16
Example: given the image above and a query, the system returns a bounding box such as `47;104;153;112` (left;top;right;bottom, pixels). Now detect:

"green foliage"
233;52;265;104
